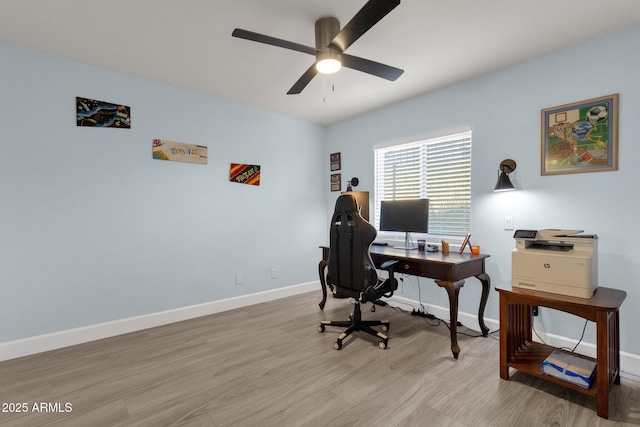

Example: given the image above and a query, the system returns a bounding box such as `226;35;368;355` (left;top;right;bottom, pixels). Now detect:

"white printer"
512;229;598;298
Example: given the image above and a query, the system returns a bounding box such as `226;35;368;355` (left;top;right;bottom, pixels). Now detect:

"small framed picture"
330;152;341;171
459;234;471;254
330;173;341;192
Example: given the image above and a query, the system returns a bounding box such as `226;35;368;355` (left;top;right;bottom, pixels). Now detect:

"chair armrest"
380;260;399;269
380;259;399;273
365;260;399;301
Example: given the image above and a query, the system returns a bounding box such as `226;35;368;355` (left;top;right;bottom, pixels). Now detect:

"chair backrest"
327;194;377;299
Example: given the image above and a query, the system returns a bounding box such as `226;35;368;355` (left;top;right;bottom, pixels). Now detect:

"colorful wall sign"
76;97;131;128
230;163;261;186
152;139;208;165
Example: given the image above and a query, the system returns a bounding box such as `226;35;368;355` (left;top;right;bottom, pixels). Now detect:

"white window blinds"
374;130;472;236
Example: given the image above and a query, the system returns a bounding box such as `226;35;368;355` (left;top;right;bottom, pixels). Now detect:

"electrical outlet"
532;305;539;316
504;216;514;230
236;273;243;285
271;268;277;279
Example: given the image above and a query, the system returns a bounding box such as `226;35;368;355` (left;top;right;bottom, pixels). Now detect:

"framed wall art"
330;152;341;171
331;173;341;191
541;94;618;175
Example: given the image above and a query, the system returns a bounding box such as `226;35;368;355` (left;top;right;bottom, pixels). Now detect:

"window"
374;129;472;237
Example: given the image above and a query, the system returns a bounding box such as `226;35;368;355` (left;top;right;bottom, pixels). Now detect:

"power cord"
534;317;589;353
384;275;500;338
568;319;589;352
412;275;492;337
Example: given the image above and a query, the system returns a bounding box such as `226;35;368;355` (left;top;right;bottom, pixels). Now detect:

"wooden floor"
1;291;640;426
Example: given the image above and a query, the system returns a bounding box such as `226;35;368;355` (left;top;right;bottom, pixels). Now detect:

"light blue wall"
325;25;640;354
0;41;326;342
3;25;639;355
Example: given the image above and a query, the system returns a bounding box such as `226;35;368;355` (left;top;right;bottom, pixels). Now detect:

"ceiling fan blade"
287;64;319;95
232;28;318;56
329;0;401;52
341;54;404;81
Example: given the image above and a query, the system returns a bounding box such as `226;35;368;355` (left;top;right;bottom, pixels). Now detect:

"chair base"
319;301;390;350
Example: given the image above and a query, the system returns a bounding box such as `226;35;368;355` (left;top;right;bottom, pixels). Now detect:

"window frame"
373;128;472;244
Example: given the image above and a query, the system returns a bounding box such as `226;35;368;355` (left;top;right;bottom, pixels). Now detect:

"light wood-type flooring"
1;291;639;426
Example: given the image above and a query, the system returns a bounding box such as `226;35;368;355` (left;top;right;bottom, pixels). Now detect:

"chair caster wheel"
378;341;387;350
317;325;325;333
381;325;389;332
334;341;342;350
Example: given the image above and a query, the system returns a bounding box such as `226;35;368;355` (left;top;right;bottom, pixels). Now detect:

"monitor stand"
393;232;418;250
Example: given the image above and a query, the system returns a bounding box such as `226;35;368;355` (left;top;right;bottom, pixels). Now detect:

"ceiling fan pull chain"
323;75;327;103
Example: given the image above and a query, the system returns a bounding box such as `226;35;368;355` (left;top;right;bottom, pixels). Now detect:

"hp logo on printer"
544;263;551;269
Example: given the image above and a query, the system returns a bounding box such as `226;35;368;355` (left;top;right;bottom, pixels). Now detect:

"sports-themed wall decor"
230;163;261;186
76;97;131;128
541;94;618;175
152;139;208;164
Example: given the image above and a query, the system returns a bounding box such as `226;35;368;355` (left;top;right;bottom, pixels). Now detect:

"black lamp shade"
494;171;515;192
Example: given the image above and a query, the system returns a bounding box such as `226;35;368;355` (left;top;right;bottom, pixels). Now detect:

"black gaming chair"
318;194;398;350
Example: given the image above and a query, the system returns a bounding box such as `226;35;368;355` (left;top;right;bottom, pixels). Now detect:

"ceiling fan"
232;0;404;95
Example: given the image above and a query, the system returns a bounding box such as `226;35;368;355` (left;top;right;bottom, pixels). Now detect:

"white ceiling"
1;0;639;125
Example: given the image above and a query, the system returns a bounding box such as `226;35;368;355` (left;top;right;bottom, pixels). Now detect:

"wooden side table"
497;286;626;419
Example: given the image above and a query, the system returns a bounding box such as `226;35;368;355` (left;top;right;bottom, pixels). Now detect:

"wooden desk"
319;245;491;359
496;286;626;419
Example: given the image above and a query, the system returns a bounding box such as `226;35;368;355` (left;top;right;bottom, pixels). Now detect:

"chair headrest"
335;194;358;213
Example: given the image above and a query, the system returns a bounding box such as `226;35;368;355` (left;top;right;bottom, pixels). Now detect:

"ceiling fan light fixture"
316;51;342;74
232;1;404;94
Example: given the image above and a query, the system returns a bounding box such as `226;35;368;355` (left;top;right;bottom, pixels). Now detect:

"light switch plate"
504;216;514;230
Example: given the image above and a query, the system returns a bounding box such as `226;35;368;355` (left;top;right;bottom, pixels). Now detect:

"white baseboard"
4;284;640;379
0;282;318;362
386;295;640;378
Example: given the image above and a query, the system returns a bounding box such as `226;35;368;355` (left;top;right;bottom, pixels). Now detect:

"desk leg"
435;279;465;359
475;272;491;336
318;259;328;310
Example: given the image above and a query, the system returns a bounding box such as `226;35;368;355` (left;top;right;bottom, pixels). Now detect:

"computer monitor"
379;199;429;249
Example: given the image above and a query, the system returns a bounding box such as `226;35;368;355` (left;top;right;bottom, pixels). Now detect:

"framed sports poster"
541;94;618;175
